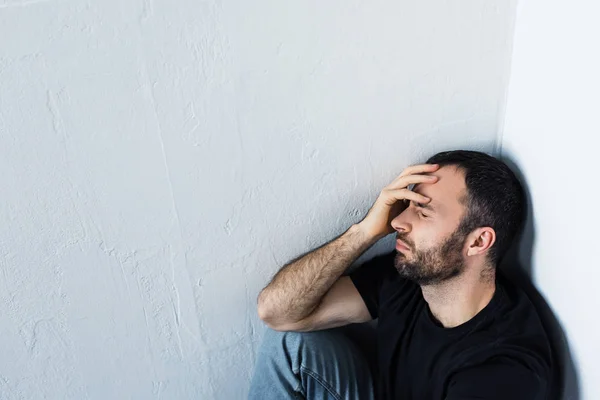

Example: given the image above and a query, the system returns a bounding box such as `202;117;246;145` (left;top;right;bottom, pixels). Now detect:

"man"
249;150;552;399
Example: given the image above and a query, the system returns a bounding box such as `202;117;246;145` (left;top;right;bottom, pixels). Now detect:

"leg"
248;326;375;400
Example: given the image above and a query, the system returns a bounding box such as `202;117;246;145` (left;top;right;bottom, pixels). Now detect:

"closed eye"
411;200;434;217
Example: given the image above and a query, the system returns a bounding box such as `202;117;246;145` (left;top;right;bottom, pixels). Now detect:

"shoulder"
346;250;421;313
347;250;400;285
487;271;550;342
446;358;549;400
455;271;554;394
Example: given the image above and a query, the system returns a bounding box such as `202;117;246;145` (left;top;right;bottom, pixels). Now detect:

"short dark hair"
426;150;525;266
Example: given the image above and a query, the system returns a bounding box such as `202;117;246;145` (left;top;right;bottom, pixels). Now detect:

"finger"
385;188;431;205
388;173;438;190
399;163;440;178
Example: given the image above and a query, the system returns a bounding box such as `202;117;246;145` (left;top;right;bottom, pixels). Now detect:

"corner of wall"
494;0;521;157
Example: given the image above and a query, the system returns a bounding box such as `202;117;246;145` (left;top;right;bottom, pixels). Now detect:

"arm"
257;163;439;332
257;223;378;331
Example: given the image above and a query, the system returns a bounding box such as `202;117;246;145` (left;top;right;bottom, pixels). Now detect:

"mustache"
396;233;415;249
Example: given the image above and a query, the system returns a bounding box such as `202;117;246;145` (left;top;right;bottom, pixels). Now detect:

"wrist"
351;223;383;244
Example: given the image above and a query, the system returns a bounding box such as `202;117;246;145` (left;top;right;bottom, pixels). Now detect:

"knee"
259;327;340;356
259;327;306;353
261;326;289;340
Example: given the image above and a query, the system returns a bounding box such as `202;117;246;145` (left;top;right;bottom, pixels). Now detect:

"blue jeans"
248;325;377;400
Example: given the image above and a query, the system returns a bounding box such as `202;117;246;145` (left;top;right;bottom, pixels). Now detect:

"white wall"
501;0;600;398
0;0;516;398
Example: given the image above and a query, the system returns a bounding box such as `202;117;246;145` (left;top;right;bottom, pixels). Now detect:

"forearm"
257;223;378;324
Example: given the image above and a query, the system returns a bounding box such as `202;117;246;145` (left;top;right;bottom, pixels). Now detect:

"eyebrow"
414;201;435;212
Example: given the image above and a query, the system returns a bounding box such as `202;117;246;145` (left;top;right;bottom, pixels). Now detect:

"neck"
420;267;496;328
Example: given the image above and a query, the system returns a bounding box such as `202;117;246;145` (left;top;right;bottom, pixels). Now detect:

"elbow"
256;292;290;331
256;291;275;324
257;302;272;323
257;305;284;331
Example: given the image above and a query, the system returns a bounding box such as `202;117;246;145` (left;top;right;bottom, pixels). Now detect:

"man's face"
391;165;469;285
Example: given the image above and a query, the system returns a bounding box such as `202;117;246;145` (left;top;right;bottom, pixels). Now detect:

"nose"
391;210;412;234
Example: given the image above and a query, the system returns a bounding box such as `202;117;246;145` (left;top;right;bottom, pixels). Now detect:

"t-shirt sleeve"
445;359;548;400
347;250;397;319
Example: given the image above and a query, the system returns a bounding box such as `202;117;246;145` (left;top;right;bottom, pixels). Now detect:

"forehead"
413;165;467;214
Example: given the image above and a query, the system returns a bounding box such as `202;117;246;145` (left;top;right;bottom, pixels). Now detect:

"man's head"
391;150;525;285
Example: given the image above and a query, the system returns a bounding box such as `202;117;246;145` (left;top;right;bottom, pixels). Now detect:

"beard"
394;227;467;286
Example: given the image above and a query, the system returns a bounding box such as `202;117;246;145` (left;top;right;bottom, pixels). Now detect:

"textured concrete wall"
0;0;516;398
501;0;600;398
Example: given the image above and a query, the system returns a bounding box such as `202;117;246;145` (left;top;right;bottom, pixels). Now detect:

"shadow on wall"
499;156;580;400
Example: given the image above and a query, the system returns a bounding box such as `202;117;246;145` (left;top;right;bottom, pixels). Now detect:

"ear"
465;227;496;257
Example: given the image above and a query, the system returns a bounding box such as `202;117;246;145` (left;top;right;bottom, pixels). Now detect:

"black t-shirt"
348;250;553;400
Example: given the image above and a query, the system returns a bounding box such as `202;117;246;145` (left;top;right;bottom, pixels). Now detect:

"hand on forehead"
412;166;466;212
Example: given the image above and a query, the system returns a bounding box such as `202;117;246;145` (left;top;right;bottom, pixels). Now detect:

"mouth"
396;239;410;252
